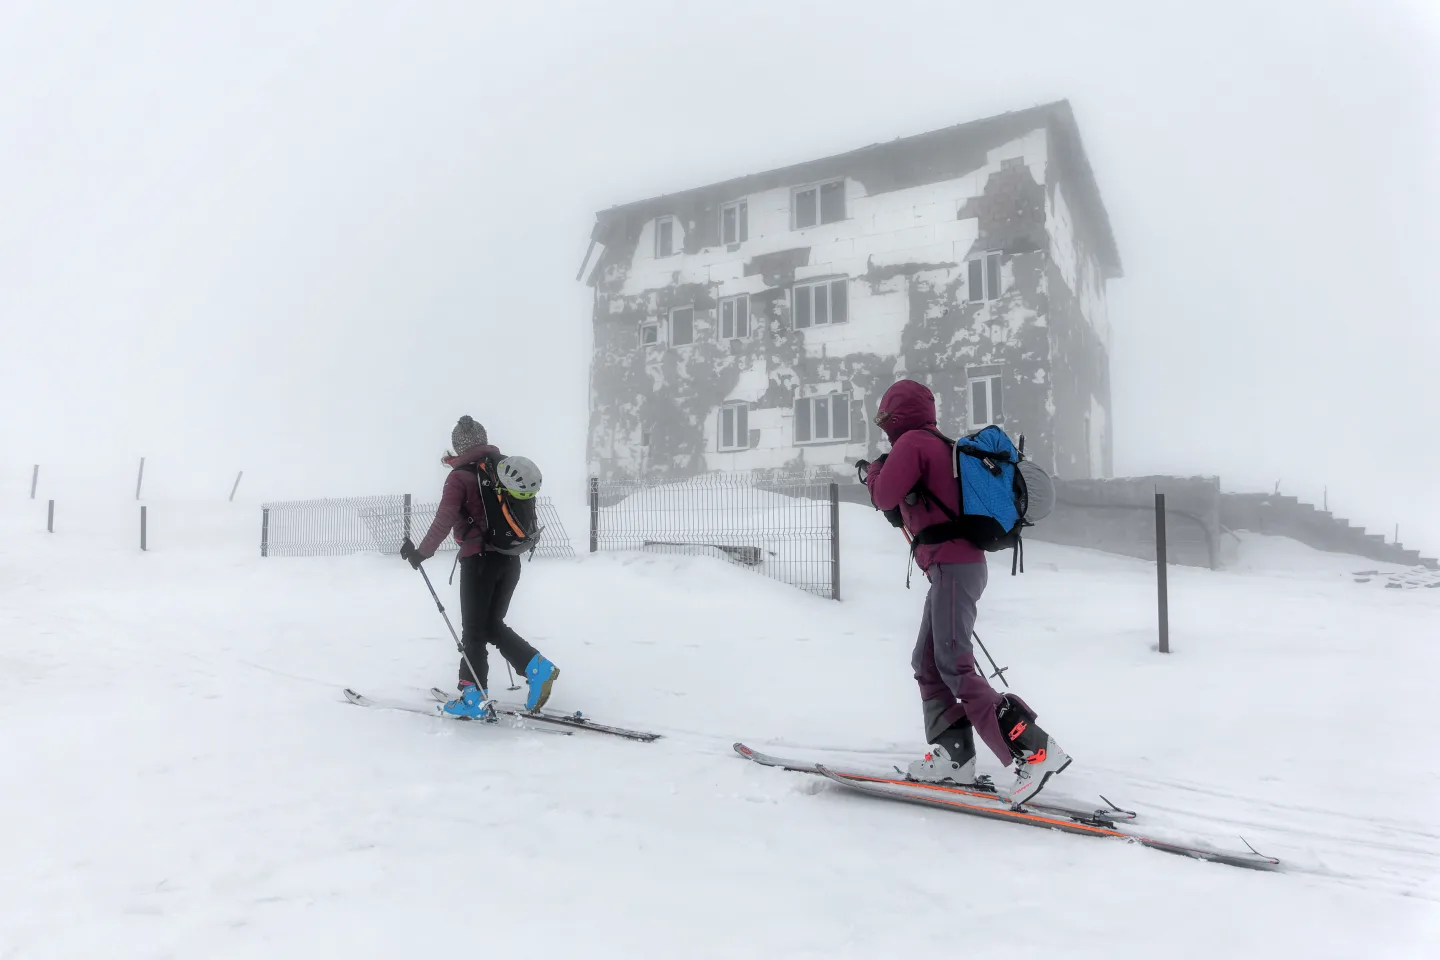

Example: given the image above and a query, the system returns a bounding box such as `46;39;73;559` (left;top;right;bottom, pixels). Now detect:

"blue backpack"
910;425;1037;574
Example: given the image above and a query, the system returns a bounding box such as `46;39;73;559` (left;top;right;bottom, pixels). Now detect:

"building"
581;100;1121;483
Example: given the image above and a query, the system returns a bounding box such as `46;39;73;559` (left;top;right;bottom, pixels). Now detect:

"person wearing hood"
862;379;1070;805
400;416;560;720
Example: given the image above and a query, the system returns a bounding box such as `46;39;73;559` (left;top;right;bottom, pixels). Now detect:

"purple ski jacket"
866;379;985;572
415;444;502;560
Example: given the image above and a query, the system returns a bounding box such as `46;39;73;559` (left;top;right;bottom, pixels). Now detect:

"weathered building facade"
583;100;1121;483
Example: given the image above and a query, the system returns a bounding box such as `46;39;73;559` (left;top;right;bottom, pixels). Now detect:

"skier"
862;379;1070;804
399;415;559;720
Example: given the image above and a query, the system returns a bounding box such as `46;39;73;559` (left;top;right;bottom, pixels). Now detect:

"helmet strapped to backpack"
496;456;542;499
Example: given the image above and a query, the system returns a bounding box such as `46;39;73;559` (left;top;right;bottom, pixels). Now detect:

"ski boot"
907;719;993;789
523;654;559;712
441;683;496;721
997;693;1071;805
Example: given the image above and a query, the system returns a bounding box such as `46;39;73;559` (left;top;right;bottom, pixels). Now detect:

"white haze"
1;0;1437;552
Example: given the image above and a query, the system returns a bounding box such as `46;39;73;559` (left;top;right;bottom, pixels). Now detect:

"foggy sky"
2;1;1437;550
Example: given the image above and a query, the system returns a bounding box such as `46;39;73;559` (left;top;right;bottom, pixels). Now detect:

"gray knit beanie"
451;415;488;455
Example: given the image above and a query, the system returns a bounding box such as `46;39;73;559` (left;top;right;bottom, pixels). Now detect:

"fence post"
229;471;244;502
30;464;39;499
829;481;841;601
47;499;54;533
260;507;270;558
140;505;147;551
588;477;599;553
1155;492;1169;654
135;457;146;500
403;493;413;545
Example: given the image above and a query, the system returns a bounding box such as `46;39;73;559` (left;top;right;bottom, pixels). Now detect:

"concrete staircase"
1219;493;1438;570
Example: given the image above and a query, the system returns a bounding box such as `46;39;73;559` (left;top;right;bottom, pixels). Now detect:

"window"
792;278;848;328
793;179;845;228
641;429;651;448
669;306;694;346
967;252;1003;303
640;321;659;346
721;200;748;245
655;216;676;258
719;402;749;451
794;393;850;444
968;374;1003;427
719;294;750;339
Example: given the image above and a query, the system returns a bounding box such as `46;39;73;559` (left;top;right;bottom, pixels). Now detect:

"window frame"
967;251;1003;303
719;294;750;340
967;373;1004;428
793;391;852;445
668;305;695;346
718;401;750;452
654;215;677;258
720;199;748;246
640;321;659;347
792;277;849;329
791;178;845;229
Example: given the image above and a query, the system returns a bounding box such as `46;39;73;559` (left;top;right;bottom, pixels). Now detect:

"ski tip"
1239;836;1282;866
733;742;754;758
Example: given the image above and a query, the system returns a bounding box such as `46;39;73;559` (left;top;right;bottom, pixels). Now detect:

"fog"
2;1;1437;551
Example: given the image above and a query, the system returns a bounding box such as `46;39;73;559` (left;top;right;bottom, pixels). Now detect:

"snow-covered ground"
2;495;1438;958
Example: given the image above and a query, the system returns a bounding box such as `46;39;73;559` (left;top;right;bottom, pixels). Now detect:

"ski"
343;688;572;735
815;766;1280;871
734;743;1134;826
429;688;662;742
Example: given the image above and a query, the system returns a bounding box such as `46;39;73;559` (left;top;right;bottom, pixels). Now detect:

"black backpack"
467;453;543;556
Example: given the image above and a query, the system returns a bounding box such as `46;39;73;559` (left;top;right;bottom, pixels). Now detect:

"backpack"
467;453;543;556
909;425;1046;574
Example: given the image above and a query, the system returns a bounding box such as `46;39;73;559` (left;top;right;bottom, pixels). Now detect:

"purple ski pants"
912;561;1010;765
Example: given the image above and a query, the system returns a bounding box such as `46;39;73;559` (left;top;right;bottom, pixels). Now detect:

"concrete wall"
1027;476;1221;568
587;105;1117;484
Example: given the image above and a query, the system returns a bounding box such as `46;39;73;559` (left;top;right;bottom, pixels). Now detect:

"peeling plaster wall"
1044;130;1116;479
588;112;1117;484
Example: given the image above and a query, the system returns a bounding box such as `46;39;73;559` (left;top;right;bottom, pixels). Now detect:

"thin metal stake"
1156;492;1170;654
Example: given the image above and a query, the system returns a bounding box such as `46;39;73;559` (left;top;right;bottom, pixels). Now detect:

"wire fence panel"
590;474;838;599
261;495;405;557
260;495;575;559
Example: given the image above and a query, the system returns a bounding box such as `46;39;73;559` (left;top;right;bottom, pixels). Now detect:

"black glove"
399;538;425;570
855;453;888;484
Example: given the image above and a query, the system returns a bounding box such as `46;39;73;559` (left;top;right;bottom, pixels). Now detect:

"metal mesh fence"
260;494;575;559
589;473;839;599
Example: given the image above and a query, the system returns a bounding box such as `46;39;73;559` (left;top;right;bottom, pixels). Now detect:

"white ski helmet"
1017;460;1055;522
497;456;542;499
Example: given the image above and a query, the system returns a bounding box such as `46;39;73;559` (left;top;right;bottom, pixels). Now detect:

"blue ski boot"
523;655;559;712
441;683;495;721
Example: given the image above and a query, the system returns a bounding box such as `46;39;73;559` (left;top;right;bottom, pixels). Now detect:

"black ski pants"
457;552;538;690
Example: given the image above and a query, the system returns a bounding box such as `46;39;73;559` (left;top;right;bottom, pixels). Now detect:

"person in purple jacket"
863;379;1070;804
399;416;559;720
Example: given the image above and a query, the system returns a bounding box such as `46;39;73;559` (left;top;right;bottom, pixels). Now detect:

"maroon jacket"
415;444;502;560
866;380;985;571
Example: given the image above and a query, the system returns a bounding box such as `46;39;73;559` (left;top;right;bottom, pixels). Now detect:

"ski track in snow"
2;498;1438;958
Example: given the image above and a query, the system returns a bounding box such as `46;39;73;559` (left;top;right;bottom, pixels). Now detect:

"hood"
442;443;501;470
875;379;936;443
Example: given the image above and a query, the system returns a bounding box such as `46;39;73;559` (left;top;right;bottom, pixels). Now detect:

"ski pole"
414;563;509;698
972;630;1010;688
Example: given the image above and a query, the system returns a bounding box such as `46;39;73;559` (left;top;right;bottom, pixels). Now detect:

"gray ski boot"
907;720;993;788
